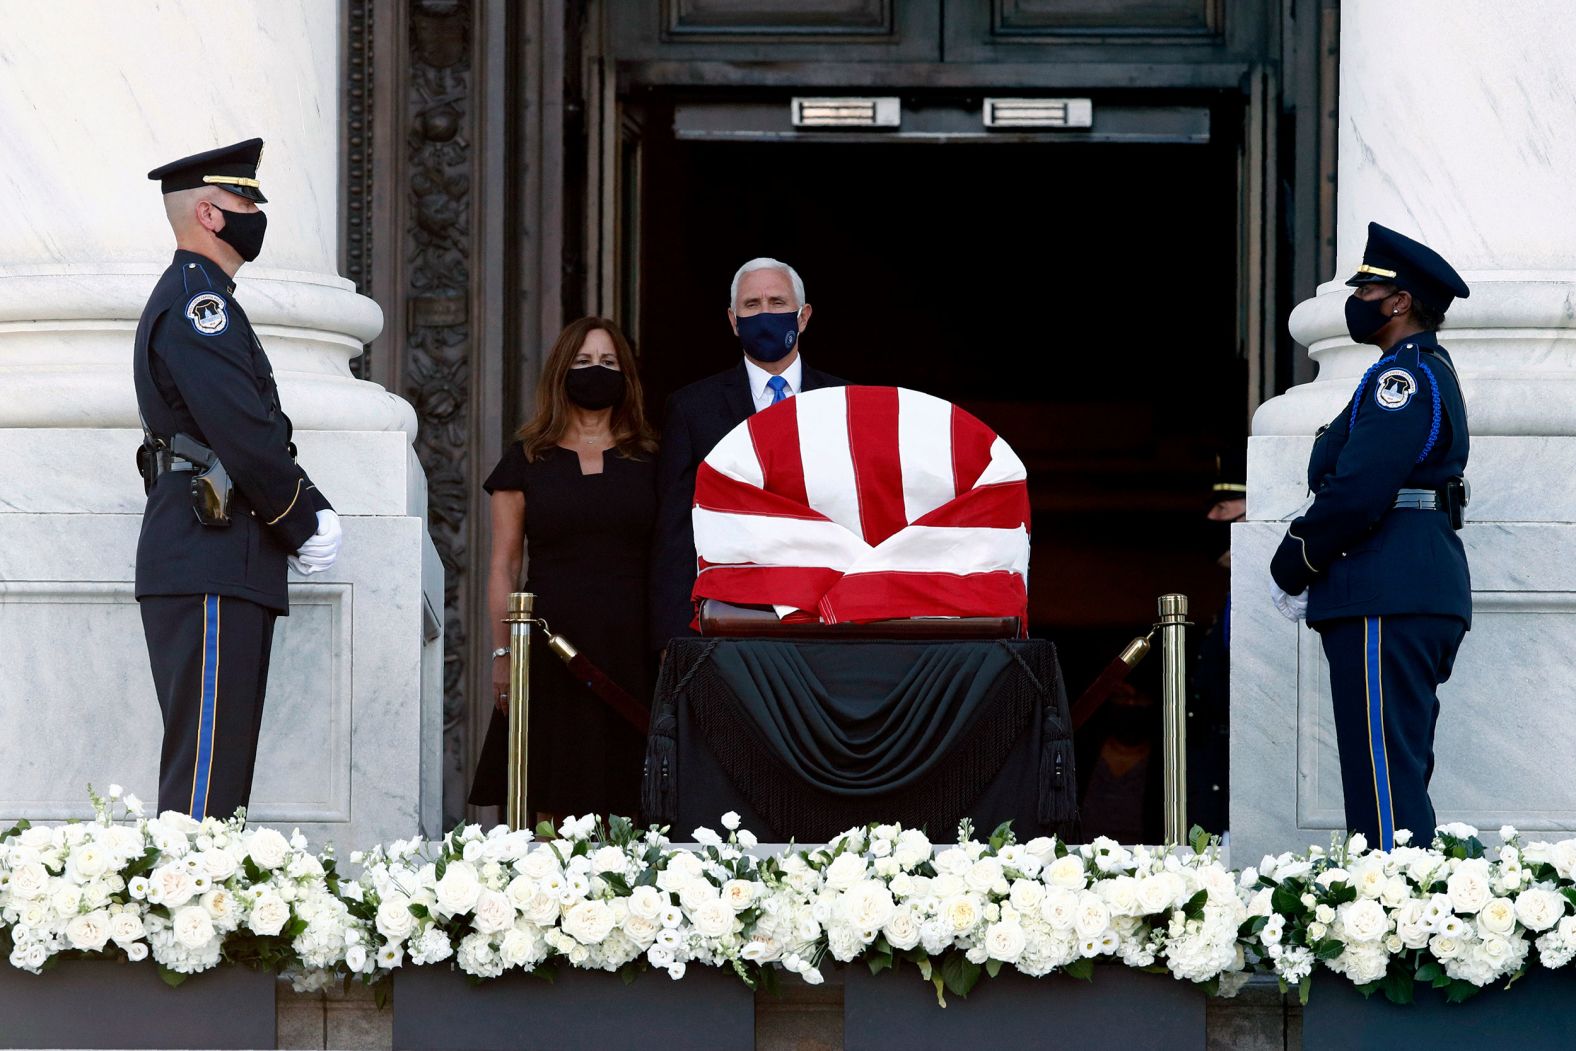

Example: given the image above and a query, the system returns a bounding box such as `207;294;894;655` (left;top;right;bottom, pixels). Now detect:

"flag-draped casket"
690;385;1031;626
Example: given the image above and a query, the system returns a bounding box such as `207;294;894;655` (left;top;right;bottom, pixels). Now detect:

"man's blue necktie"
767;375;788;405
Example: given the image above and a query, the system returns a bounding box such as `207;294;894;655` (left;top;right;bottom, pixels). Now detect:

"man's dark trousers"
1317;614;1466;849
141;593;276;820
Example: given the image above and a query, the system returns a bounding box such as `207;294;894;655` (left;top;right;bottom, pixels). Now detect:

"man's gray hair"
729;257;806;310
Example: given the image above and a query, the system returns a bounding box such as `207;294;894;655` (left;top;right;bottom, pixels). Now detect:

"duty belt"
1392;488;1444;510
150;448;201;477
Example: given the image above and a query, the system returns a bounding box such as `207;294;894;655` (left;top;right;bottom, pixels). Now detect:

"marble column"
1233;1;1576;860
0;2;443;849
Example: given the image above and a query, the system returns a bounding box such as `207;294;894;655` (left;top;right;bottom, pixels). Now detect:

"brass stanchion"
1157;593;1191;844
504;592;536;831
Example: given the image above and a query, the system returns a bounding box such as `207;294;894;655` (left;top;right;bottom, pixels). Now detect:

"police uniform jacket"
1269;331;1470;626
133;250;330;613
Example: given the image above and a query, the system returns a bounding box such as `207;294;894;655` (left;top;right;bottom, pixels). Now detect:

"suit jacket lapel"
723;361;754;424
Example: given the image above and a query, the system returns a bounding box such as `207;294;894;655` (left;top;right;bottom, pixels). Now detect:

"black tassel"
1039;732;1078;826
641;721;678;824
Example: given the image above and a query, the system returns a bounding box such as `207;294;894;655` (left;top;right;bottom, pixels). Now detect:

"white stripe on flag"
974;436;1028;487
897;386;955;525
842;524;1030;578
692;507;870;570
706;418;764;488
797;387;863;533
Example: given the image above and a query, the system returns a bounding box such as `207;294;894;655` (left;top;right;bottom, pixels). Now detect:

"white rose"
65;910;113;952
943;894;983;934
110;911;147;946
1097;876;1141;917
838;881;896;932
1135;875;1176;915
200;887;236;924
623;914;661;946
1039;887;1079;931
1548;841;1576;880
7;862;48;900
1514;888;1565;932
965;858;1004;894
249;892;290;937
523;891;561;926
1347;833;1369;855
933;848;971;876
500;928;542;968
722;879;758;912
1447;860;1493;915
591;846;626;874
893;831;932;869
200;848;240;883
984;921;1027;963
1338;899;1389;943
1010;878;1047;913
1476;897;1517;937
518;847;561;881
691;898;736;939
627;885;666;920
435;861;483;916
245;828;290;870
172;905;216;949
562;899;617;945
824;853;868;891
721;812;741;831
67;844;112;882
679;880;719;912
472;890;516;935
1044;855;1086;890
1073;893;1111;939
376;894;417;940
882;907;922;951
51;884;83;918
149;863;197;909
656;852;704;892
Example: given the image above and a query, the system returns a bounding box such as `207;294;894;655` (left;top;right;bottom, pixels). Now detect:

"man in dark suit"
135;138;341;820
649;257;844;649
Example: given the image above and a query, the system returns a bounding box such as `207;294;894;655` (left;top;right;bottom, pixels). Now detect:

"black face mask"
565;364;626;410
1344;292;1394;345
213;203;267;262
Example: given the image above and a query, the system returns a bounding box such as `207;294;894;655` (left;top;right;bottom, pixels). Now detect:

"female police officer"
1269;222;1471;851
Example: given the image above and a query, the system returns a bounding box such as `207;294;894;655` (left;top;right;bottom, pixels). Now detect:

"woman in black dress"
469;317;658;821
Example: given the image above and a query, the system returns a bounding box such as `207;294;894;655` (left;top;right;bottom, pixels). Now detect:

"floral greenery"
4;790;1576;1009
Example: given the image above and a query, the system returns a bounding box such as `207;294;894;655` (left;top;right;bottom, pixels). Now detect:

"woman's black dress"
468;442;655;819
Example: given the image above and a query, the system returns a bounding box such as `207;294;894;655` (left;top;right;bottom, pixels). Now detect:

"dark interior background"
634;103;1245;814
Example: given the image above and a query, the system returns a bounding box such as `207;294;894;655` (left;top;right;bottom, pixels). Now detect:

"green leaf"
1239;915;1270;938
619;961;640;986
758;964;781;999
157;965;190;989
1298;977;1312;1006
1063;956;1095;982
434;857;447;881
373;979;392;1011
1444;979;1482;1004
988;820;1015;851
916;955;933;982
1355;979;1380;1000
867;954;893;976
1313;938;1345;961
1181;889;1208;923
985;958;1002;979
940;953;981;999
932;975;948;1008
1380;969;1414;1006
1561;887;1576;911
242;857;265;883
1415;962;1442;983
535;820;556;839
409;903;429;919
0;819;30;842
1188;824;1211;854
1271;883;1303;916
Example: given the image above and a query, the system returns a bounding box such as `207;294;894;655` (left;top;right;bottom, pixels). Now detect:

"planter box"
392;964;756;1051
843;963;1205;1050
0;958;276;1050
1301;964;1576;1050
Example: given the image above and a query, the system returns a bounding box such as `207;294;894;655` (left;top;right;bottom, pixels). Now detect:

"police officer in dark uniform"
135;138;341;820
1269;222;1471;851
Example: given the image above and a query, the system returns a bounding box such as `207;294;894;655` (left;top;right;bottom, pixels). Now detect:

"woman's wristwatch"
491;646;509;660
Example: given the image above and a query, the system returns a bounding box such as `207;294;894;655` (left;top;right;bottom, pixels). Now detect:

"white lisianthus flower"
245;828;291;870
691;827;723;848
126;942;150;962
737;830;759;849
1044;854;1086;890
435;861;483;916
1446;860;1493;915
172;905;217;949
721;812;741;831
1476;897;1517;937
1436;822;1479;841
1514;888;1565;932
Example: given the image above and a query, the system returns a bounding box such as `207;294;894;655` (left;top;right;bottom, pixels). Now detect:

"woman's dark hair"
1409;296;1447;332
515;317;658;461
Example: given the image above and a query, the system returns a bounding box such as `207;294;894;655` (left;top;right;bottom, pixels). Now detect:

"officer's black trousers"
140;594;277;821
1317;614;1466;851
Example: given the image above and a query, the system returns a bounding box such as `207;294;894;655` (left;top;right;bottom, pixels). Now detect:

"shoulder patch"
1373;368;1417;411
184;292;229;336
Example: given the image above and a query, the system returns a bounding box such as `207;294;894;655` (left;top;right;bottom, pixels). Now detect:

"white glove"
1271;583;1308;622
291;509;341;575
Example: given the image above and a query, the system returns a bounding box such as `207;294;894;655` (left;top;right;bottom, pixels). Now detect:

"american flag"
691;385;1031;626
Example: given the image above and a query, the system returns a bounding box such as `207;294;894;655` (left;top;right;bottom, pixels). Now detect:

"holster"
1444;477;1469;530
169;433;235;528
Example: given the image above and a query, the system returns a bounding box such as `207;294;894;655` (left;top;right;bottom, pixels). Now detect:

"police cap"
147;138;267;203
1345;222;1469;314
1210;447;1246;507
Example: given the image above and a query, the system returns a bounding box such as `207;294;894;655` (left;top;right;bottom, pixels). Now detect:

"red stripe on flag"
818;570;1027;626
950;406;997;494
748;399;808;507
912;480;1031;531
693;462;832;521
692;564;845;614
846;386;907;546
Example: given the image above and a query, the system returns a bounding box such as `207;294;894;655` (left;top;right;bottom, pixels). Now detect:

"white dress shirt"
743;354;803;413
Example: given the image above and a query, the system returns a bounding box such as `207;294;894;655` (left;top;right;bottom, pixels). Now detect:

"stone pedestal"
0;2;443;850
1233;2;1576;860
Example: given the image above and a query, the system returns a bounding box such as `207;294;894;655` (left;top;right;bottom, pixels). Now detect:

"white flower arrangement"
1241;824;1576;1004
7;789;1576;1011
0;786;362;990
